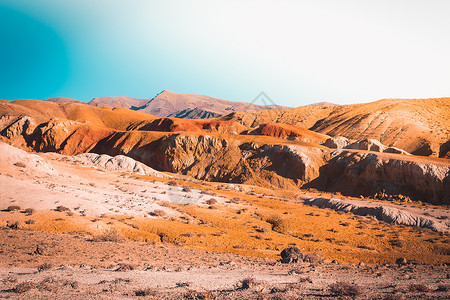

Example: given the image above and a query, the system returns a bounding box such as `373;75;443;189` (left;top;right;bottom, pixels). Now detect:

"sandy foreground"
0;228;449;299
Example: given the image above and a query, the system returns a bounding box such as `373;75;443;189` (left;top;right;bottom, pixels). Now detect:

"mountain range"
88;90;285;118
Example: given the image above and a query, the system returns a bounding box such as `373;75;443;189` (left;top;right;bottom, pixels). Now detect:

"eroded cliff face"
319;151;450;205
92;134;330;188
2;114;449;204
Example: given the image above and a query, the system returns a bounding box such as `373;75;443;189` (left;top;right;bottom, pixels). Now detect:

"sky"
1;0;450;107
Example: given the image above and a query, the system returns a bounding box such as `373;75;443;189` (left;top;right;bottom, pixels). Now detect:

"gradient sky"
1;0;450;107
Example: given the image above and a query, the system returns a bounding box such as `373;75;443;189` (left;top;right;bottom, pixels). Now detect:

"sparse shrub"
205;198;217;205
37;263;53;272
437;284;450;292
287;267;304;275
240;277;256;289
266;214;288;233
254;234;264;240
340;222;351;226
168;180;178;186
329;282;362;296
181;232;195;237
116;263;136;271
12;281;36;293
183;290;212;299
55;205;70;212
4;276;18;283
176;282;191;287
408;283;430;292
303;253;322;263
128;223;140;229
25;219;36;225
233;244;245;249
14;162;27;168
389;239;404;247
151;209;166;217
7;221;19;229
182;185;192;192
201;190;216;196
135;288;157;296
36;276;59;292
92;229;126;242
358;244;376;250
23;208;35;215
298;276;313;283
256;227;269;233
6;205;21;211
229;197;240;203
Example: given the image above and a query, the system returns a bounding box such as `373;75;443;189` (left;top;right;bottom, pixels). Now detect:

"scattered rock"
280;247;303;263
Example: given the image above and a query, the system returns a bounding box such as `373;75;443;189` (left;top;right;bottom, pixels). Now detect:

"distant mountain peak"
86;90;286;119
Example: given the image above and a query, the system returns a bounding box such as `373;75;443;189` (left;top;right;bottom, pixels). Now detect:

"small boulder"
34;244;52;256
280;247;303;263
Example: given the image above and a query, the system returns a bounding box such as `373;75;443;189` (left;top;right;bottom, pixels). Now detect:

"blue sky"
1;0;450;107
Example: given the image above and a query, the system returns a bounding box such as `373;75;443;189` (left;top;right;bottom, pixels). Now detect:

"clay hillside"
221;97;450;157
1;97;450;205
89;90;286;118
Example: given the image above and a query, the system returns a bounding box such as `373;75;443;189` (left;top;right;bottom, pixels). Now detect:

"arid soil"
0;228;449;299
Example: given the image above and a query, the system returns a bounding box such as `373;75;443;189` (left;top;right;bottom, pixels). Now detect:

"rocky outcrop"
0;116;36;147
384;147;410;155
0;142;58;176
346;138;386;152
305;197;449;233
91;133;329;188
324;138;410;155
75;153;169;177
439;140;450;159
323;136;351;149
316;151;450;205
31;119;114;155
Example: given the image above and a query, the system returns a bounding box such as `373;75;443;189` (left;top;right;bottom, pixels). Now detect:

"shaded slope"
247;123;329;144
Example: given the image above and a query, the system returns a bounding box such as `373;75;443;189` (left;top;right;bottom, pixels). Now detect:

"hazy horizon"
1;0;450;106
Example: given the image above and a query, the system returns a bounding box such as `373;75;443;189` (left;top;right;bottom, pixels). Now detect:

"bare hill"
89;90;285;118
89;96;149;110
222;98;450;156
